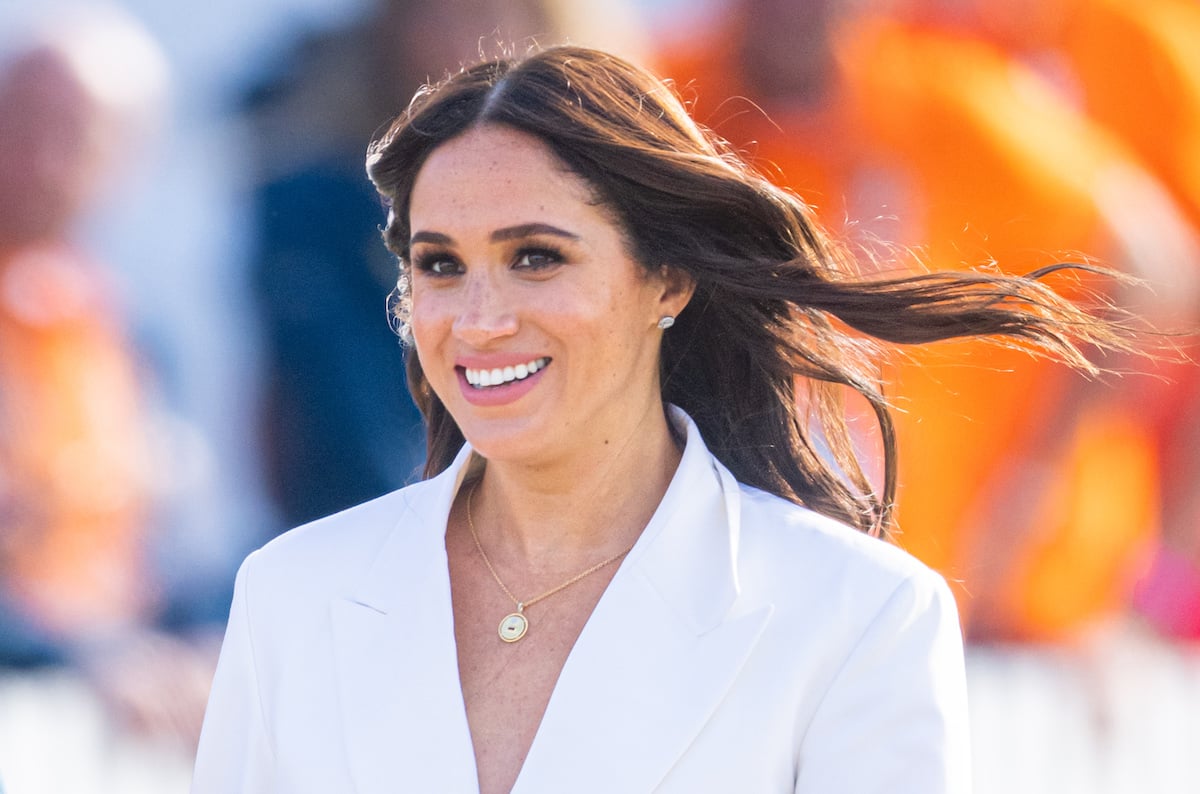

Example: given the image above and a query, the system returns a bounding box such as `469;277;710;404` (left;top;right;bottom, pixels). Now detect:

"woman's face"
407;124;686;466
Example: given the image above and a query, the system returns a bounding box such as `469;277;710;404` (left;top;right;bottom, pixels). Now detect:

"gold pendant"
499;610;528;643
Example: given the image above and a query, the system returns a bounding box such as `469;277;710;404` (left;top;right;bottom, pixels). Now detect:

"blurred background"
0;0;1197;791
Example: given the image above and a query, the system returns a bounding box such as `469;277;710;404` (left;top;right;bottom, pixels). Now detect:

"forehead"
409;124;604;236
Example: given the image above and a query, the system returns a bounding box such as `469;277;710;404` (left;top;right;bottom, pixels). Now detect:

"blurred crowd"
1;0;1198;786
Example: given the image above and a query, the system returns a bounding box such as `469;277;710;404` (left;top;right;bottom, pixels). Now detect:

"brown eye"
413;252;462;276
514;248;563;271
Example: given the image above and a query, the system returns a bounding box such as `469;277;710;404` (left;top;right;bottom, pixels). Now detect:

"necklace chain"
465;480;634;639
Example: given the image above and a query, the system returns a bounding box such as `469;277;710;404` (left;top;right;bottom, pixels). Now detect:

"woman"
193;46;1130;793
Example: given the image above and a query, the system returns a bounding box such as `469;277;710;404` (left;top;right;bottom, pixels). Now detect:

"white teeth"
464;358;549;388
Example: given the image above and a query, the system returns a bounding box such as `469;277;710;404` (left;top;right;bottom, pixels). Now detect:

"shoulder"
236;478;438;614
732;481;957;632
728;482;967;752
727;487;971;792
736;482;940;580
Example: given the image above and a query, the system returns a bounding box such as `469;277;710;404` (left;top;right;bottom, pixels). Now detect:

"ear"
654;265;696;321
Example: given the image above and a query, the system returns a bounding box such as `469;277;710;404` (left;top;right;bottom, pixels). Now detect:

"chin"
451;412;556;464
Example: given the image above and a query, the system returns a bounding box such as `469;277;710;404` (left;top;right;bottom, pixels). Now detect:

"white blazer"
193;410;971;793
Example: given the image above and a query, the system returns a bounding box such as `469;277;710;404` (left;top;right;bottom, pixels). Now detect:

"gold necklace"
465;480;634;643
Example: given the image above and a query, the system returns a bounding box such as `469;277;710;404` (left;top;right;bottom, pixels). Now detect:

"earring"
657;316;675;330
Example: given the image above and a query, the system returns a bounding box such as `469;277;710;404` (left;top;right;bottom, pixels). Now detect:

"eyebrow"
410;223;580;247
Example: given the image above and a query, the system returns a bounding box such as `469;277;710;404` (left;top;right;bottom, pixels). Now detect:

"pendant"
498;609;528;643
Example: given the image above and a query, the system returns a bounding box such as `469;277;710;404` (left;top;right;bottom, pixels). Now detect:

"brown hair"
366;45;1132;537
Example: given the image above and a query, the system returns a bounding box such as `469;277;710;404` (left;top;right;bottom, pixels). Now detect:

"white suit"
193;410;970;792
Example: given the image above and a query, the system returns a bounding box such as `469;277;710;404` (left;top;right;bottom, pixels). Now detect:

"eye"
513;247;563;272
412;251;462;276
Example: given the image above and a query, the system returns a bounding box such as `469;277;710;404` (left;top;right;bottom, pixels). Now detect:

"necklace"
465;480;634;643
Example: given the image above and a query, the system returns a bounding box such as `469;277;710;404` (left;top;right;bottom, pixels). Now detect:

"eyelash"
411;251;461;276
513;246;564;271
411;246;565;277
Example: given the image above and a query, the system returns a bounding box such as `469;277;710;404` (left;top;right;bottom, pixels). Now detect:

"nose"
452;270;519;346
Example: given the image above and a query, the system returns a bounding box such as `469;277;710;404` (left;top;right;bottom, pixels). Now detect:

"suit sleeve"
795;570;972;794
192;554;276;793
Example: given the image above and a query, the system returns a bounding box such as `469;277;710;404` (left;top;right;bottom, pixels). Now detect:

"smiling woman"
193;45;1135;794
405;123;693;470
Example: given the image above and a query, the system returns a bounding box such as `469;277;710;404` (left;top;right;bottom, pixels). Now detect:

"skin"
407;124;693;793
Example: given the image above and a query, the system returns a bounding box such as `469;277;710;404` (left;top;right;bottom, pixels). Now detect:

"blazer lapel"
512;415;773;793
327;411;770;793
330;449;481;794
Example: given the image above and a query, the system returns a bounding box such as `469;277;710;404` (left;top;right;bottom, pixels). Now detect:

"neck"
467;402;683;568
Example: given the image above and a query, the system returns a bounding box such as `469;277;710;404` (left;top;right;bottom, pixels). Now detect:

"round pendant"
498;612;528;643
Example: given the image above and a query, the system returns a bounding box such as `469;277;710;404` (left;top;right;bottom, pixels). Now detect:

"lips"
463;356;550;389
455;355;551;407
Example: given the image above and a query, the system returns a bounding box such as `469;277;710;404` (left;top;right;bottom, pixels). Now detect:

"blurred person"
870;0;1200;642
0;6;213;747
655;0;1198;642
193;44;1138;792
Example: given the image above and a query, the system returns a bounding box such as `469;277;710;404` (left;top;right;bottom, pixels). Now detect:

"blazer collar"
349;406;742;632
329;444;480;793
348;441;475;614
514;407;772;792
332;407;771;793
622;404;745;633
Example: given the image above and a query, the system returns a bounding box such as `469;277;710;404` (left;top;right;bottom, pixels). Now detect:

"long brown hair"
366;45;1133;537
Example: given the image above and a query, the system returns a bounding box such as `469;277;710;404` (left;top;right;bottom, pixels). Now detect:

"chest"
446;524;621;794
261;545;796;794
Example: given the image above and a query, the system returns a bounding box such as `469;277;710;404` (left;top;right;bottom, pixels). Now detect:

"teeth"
464;357;549;389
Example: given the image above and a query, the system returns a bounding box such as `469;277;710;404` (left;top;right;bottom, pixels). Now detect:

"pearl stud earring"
657;316;675;330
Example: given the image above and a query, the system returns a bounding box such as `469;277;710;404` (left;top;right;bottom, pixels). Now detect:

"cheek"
409;317;457;408
572;285;660;368
408;280;454;326
407;290;454;366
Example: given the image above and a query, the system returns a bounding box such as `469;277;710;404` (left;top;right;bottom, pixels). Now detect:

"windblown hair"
366;45;1132;537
